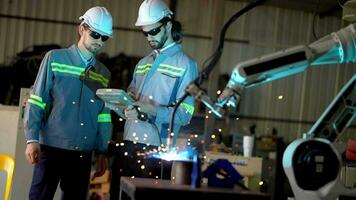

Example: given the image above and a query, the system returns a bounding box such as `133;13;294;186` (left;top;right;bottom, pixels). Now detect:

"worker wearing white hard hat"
24;6;113;200
110;1;198;199
79;6;113;38
135;0;183;49
135;0;173;26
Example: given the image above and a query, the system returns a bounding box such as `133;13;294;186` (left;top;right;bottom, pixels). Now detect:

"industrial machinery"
186;23;356;118
283;75;355;200
185;23;356;199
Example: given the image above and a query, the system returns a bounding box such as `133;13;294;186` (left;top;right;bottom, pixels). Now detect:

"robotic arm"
186;23;356;117
185;24;356;200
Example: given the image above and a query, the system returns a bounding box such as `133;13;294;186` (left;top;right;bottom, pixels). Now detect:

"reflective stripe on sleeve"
180;102;194;116
97;113;112;123
28;99;46;109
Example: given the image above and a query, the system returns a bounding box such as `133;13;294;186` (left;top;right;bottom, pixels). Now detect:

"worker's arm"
93;101;112;178
154;59;199;126
23;51;54;164
95;106;113;154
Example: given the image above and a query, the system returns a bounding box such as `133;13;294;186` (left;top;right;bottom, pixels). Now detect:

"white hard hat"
135;0;173;27
79;6;113;37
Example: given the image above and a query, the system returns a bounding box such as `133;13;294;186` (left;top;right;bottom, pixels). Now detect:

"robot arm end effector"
185;78;244;118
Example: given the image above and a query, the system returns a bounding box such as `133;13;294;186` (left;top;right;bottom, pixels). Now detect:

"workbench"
119;177;270;200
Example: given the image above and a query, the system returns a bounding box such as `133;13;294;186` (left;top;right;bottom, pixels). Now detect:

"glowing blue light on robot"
338;46;344;63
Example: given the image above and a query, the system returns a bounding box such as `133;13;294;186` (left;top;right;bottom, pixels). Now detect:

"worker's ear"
165;21;172;32
78;24;85;36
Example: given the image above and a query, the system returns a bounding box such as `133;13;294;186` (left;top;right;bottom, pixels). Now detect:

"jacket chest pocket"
152;72;180;104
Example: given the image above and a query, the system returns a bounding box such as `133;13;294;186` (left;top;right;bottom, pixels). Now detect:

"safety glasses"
89;30;109;42
142;23;165;37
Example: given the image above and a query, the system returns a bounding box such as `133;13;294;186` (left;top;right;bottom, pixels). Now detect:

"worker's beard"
85;42;102;54
148;33;168;50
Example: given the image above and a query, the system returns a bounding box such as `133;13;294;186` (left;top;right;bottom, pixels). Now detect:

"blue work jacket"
23;44;112;153
124;43;198;146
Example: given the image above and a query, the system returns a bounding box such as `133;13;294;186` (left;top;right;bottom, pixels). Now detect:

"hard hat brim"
79;19;113;38
135;15;171;27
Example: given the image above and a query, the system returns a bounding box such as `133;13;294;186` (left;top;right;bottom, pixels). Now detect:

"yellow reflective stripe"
137;64;152;69
136;68;151;74
88;70;108;82
88;71;109;86
88;74;109;87
136;64;152;74
28;99;46;109
52;68;83;76
51;62;109;87
159;64;184;71
98;113;112;123
180;102;194;115
52;69;108;87
157;68;183;77
30;94;43;102
51;62;85;71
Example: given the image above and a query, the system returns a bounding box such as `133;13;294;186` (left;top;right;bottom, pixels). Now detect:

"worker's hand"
91;154;108;180
134;102;157;116
25;142;41;165
124;106;139;120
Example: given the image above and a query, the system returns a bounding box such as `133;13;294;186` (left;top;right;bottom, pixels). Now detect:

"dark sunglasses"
142;23;165;37
89;30;109;42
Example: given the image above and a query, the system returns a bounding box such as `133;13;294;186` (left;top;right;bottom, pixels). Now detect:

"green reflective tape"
28;99;46;109
136;64;152;74
157;68;183;77
98;113;112;123
136;68;151;74
88;71;109;87
180;102;194;115
137;64;152;69
88;75;109;87
88;71;109;83
52;68;83;76
30;94;43;102
159;64;184;71
51;62;109;87
51;62;85;72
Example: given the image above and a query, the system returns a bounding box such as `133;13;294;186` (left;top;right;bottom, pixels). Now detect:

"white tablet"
96;88;135;119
